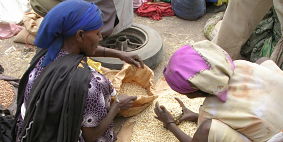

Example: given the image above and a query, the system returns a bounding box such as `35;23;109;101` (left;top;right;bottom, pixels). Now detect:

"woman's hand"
113;94;137;111
119;52;144;68
94;46;144;68
154;102;175;129
175;98;198;123
83;95;136;142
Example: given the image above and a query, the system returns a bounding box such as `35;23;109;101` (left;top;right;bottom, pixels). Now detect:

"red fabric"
135;2;175;20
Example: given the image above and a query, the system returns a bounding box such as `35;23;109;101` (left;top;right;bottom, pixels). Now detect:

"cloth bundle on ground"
135;2;175;20
163;40;234;102
14;11;43;45
102;64;157;117
203;12;224;40
171;0;206;20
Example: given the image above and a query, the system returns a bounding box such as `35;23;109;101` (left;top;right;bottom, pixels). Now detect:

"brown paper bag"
102;64;157;117
14;29;35;45
14;11;43;45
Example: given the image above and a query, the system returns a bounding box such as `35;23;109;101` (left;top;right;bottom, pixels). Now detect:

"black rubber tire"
94;23;163;70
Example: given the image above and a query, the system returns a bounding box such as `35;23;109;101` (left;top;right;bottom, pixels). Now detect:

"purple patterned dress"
16;50;115;142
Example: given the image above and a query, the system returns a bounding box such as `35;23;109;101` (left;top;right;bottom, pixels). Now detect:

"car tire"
93;23;163;70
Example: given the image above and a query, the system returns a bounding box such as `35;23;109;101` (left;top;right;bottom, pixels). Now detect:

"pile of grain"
119;82;147;97
104;72;117;82
123;92;204;142
0;80;15;108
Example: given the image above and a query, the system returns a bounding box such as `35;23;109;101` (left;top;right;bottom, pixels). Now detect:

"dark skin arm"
154;102;193;142
190;119;211;142
82;103;118;142
166;119;211;142
167;123;193;142
154;98;211;142
82;95;137;142
94;46;144;68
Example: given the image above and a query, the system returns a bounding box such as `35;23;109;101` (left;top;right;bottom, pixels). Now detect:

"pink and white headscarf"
163;40;235;102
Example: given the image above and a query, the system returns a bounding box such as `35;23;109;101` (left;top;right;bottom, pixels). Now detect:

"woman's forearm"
94;106;118;135
167;123;193;142
94;46;122;59
82;104;119;142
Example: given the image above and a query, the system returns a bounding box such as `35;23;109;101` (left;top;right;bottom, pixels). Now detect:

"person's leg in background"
273;0;283;32
270;0;283;68
212;0;273;59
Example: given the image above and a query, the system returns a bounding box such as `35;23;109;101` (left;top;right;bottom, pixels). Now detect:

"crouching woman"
155;40;283;142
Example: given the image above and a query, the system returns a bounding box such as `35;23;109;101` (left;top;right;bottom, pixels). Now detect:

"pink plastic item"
0;23;23;40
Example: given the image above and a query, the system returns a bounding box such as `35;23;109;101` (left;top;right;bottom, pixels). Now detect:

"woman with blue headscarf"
13;1;142;142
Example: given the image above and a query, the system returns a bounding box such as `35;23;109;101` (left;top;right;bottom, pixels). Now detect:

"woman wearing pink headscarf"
154;40;283;142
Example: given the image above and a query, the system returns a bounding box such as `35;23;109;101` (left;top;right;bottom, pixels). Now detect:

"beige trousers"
208;119;251;142
213;0;283;59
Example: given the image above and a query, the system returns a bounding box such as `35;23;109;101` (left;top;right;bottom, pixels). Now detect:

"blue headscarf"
35;0;103;67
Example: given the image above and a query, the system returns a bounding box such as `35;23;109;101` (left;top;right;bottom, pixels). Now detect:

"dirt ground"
0;37;35;79
0;13;213;80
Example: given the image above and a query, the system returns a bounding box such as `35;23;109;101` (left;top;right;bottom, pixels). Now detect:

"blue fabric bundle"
171;0;206;20
206;0;218;2
35;0;104;67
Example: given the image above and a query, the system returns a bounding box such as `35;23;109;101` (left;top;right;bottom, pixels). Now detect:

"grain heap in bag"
103;64;157;117
0;80;15;109
116;78;204;142
119;83;147;97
